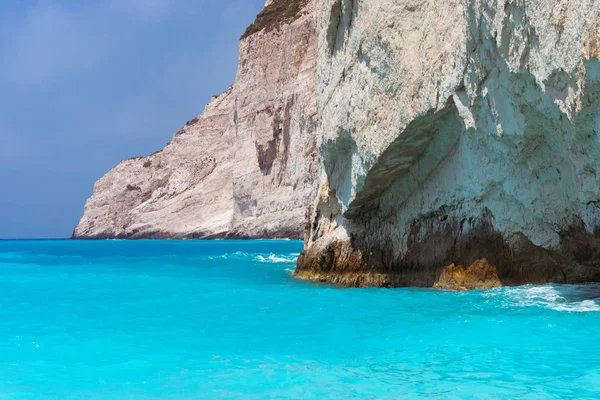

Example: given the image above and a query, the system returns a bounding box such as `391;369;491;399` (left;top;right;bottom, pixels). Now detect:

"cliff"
296;0;600;287
73;0;318;240
76;0;600;289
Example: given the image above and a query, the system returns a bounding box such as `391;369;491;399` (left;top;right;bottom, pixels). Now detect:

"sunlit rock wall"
297;0;600;287
74;0;318;239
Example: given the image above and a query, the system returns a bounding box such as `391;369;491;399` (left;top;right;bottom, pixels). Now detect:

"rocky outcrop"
433;259;502;291
74;0;318;240
297;0;600;287
76;0;600;290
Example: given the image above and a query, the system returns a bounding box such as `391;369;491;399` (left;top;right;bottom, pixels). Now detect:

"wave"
255;253;299;263
207;252;299;263
207;251;253;260
484;284;600;312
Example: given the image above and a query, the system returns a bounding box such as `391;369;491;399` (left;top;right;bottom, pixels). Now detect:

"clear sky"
0;0;266;239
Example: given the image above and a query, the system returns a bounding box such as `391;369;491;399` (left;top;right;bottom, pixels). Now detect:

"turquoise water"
1;240;600;399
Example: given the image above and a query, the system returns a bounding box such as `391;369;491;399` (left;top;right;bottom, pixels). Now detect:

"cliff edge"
73;0;318;240
296;0;600;287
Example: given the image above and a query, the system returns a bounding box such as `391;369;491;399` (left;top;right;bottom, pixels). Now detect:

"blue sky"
0;0;265;238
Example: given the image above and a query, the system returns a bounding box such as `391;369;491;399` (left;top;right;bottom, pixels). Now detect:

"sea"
0;240;599;399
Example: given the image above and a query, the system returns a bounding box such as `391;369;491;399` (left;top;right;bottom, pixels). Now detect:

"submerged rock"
434;259;502;291
73;0;319;240
298;0;600;287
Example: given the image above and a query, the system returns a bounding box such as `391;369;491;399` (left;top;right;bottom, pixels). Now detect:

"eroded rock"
434;259;502;291
298;0;600;287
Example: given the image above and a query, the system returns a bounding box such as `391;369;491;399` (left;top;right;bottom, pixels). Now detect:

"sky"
0;0;266;239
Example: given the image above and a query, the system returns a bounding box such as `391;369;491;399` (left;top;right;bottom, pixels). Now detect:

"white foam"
208;251;251;260
552;299;600;312
485;284;600;313
255;254;298;263
207;251;299;264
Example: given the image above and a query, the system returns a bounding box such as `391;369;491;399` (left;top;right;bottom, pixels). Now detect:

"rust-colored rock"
434;259;502;291
294;228;375;286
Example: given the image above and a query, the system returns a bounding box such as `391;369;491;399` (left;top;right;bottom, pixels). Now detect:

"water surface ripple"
0;240;599;399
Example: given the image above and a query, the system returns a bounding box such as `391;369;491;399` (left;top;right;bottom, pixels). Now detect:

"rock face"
74;0;318;240
297;0;600;287
434;259;502;291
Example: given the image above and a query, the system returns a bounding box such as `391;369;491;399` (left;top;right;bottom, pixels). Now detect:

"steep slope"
296;0;600;287
73;0;318;240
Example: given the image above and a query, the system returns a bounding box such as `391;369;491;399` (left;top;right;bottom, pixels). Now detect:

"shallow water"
1;240;599;399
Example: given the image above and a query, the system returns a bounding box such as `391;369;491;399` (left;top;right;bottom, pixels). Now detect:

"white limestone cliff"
76;0;600;289
297;0;600;287
73;0;318;239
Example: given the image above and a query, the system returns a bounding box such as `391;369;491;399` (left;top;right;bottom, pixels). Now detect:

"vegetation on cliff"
241;0;309;39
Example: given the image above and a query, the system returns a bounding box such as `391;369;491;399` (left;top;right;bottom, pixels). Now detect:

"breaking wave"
255;253;299;263
484;283;600;312
207;252;299;264
208;251;253;260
